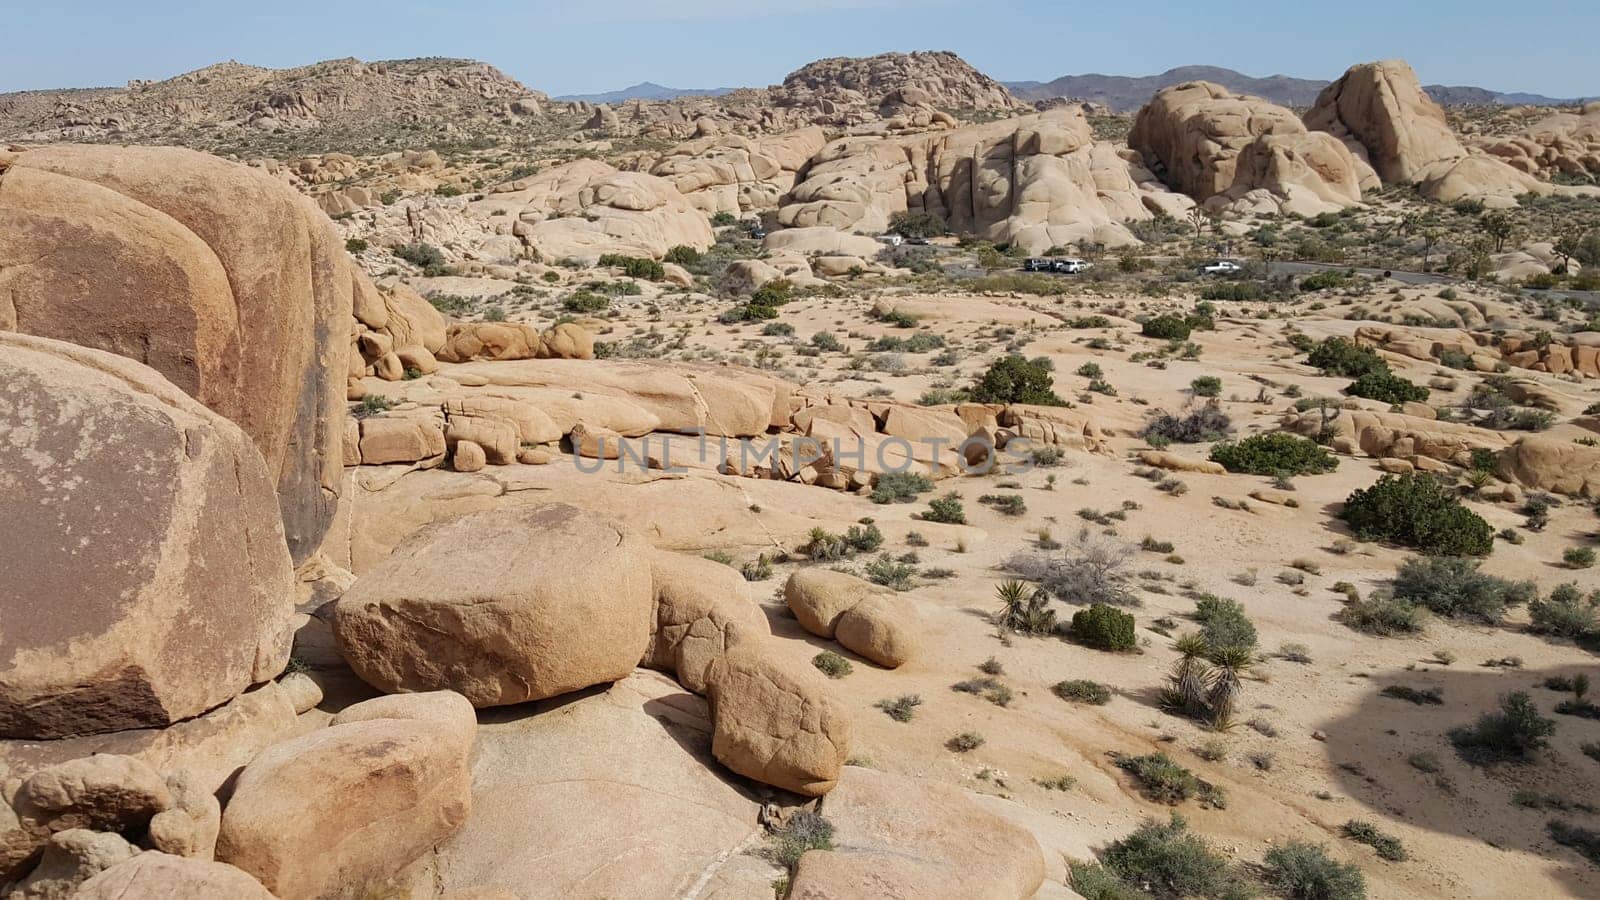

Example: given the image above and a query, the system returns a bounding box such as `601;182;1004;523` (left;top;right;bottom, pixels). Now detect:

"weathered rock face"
333;504;654;706
215;700;474;899
1129;81;1366;215
0;335;294;740
1476;102;1600;180
1497;435;1600;497
74;852;276;899
788;766;1046;899
473;159;715;262
1279;407;1508;468
704;646;851;797
778;107;1192;252
649;128;827;216
435;321;595;363
1304;60;1548;205
645;551;770;694
0;144;352;562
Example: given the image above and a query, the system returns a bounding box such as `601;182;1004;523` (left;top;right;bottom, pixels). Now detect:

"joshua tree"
1206;645;1254;729
1165;632;1213;716
1480;211;1514;253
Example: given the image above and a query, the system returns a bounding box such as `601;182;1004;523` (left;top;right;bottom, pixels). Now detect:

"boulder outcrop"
0;144;353;561
1130;81;1366;215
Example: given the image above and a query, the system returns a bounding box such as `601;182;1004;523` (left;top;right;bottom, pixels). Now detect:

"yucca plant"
1206;645;1254;729
996;580;1056;635
1163;632;1213;715
1575;673;1591;704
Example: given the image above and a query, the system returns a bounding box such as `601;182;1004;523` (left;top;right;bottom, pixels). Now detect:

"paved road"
1268;260;1600;309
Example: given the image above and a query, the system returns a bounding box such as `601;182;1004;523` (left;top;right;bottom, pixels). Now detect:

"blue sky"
3;1;1596;97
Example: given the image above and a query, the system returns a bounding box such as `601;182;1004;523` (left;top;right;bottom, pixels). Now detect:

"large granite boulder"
0;144;354;562
0;335;293;740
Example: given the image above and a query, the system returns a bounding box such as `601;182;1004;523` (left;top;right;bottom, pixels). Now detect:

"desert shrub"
356;394;393;418
947;731;986;752
1201;281;1266;301
1264;842;1367;900
1192;595;1258;653
764;810;834;869
874;694;923;722
1380;685;1444;705
1190;376;1223;397
996;580;1057;635
864;554;916;591
344;237;368;254
1336;595;1425;636
1006;530;1135;607
1528;583;1600;637
1307;337;1389;378
1114;755;1226;808
1210;433;1337;476
394;242;445;271
1341;820;1406;861
979;493;1027;516
1547;820;1600;869
1142;315;1192;341
1073;813;1256;900
970;355;1065;406
1298;270;1355;292
559;289;608;313
1143;404;1233;444
887;210;946;237
1450;691;1556;761
1340;474;1494;556
812;651;853;678
871;472;934;504
761;321;794;336
1346;371;1429;405
710;211;738;227
1054;679;1112;705
1566;546;1597;569
597;253;665;281
1072;604;1137;651
663;244;701;265
1391;556;1534;624
921;492;966;524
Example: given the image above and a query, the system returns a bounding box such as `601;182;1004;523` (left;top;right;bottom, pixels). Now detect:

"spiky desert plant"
1575;673;1591;704
996;579;1056;636
1206;645;1254;729
1164;632;1213;715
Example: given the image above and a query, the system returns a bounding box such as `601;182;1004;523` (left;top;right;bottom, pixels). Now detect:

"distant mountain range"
1004;65;1593;112
554;81;736;104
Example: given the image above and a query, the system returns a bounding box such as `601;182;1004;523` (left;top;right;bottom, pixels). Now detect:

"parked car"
1200;260;1243;275
905;236;930;245
1051;258;1092;274
878;233;904;247
748;226;767;240
1023;258;1053;272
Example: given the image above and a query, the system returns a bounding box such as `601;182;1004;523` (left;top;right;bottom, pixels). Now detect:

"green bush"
1142;315;1193;341
1193;595;1258;654
1114;755;1226;809
1391;556;1534;624
1073;813;1255;900
1143;404;1232;444
1054;679;1112;705
597;254;665;281
1528;583;1599;637
663;244;701;265
1450;691;1556;761
997;580;1057;635
1340;474;1494;556
1336;595;1425;636
764;810;834;869
887;210;946;238
922;492;966;524
394;242;447;275
1346;371;1429;405
1298;270;1354;292
970;355;1065;406
710;211;738;227
1264;842;1367;900
563;290;610;313
1210;433;1337;476
871;472;935;504
1190;376;1222;398
1341;820;1406;861
1072;604;1137;651
1200;281;1266;302
812;651;853;678
344;237;368;254
1565;546;1597;569
1307;337;1389;378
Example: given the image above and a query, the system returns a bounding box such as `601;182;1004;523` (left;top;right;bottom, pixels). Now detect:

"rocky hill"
1009;65;1592;112
0;57;554;155
776;50;1026;112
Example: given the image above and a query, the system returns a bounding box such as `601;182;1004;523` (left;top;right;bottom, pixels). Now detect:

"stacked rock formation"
1129;81;1366;216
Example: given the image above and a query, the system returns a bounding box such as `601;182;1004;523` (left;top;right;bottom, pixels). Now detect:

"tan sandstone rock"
75;852;275;900
704;647;850;797
645;551;771;694
333;504;653;706
0;335;293;739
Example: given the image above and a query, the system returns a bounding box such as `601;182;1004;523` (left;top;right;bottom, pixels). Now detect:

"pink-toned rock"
75;852;275;899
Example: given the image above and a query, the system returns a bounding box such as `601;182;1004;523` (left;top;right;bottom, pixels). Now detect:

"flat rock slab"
433;670;780;899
